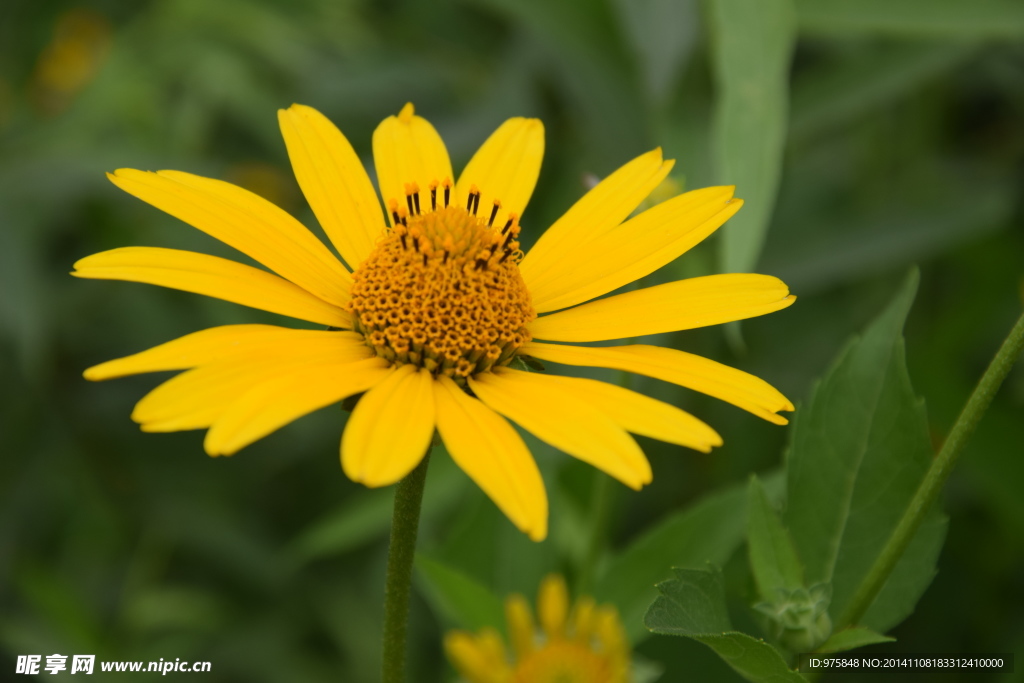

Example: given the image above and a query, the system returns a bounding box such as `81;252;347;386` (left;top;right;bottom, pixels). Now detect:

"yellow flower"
445;575;631;683
75;103;795;541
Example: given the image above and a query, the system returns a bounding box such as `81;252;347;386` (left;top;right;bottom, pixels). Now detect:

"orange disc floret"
349;203;534;380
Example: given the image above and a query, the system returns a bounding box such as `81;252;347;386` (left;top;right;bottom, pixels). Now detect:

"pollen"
349;182;535;380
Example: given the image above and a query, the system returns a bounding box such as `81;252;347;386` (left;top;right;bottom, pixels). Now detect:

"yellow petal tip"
398;102;415;122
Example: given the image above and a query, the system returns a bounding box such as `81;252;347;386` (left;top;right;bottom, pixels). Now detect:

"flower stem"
837;310;1024;630
381;451;431;683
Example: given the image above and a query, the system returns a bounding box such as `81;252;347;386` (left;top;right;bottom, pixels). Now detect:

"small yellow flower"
446;575;631;683
75;103;795;541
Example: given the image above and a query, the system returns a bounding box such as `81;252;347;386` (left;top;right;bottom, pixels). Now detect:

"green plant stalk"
577;367;634;593
837;310;1024;630
381;451;431;683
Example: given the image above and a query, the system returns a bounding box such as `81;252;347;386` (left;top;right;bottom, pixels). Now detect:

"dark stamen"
392;210;401;225
412;192;421;215
444;186;450;207
422;253;428;266
501;231;514;250
412;236;420;251
498;250;512;264
400;234;407;249
472;193;481;215
442;250;449;264
501;218;513;235
406;194;415;215
488;202;500;227
430;187;437;211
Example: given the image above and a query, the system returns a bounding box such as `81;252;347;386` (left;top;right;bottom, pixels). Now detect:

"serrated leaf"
709;0;796;275
748;475;804;601
784;270;947;632
817;626;895;654
415;554;506;633
596;476;782;641
644;567;805;683
795;0;1024;38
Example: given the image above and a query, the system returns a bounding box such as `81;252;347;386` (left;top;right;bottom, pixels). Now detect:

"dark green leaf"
747;475;804;601
789;43;975;146
415;554;506;633
610;0;699;103
596;477;781;640
796;0;1024;38
645;567;805;683
784;270;947;631
709;0;796;274
817;626;895;654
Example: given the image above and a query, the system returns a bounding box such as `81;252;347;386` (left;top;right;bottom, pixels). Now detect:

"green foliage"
595;479;755;641
3;0;1024;681
747;475;804;600
795;0;1024;38
643;274;970;678
709;0;797;275
645;567;805;683
816;627;894;654
414;555;506;633
785;271;947;631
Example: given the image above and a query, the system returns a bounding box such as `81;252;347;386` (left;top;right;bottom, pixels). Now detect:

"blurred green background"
1;0;1023;681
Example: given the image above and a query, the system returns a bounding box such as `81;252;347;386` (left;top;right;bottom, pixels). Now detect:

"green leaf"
784;270;947;632
748;475;804;601
795;0;1024;38
789;42;975;146
709;0;796;275
596;476;780;641
610;0;698;103
285;452;463;566
415;554;506;633
817;626;895;654
645;567;805;683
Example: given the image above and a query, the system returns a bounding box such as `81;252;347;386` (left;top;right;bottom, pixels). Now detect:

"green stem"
381;451;431;683
837;310;1024;630
578;368;634;594
578;470;615;594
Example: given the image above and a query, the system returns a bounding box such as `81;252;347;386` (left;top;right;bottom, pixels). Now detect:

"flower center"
512;640;615;683
349;181;535;380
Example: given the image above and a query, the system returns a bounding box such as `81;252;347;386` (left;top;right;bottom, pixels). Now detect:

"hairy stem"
837;310;1024;630
381;452;431;683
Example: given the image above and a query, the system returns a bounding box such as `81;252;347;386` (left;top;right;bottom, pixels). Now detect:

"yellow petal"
84;325;363;380
523;341;794;424
205;357;391;455
595;605;630;665
505;593;535;658
454;117;544;228
434;376;547;541
519;148;673;287
108;169;352;307
278;104;385;269
545;375;722;452
444;630;509;683
530;187;743;313
72;247;351;328
529;274;796;342
372;103;453;224
132;340;373;434
537;574;569;640
468;368;651;489
570;595;597;643
341;364;435;486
